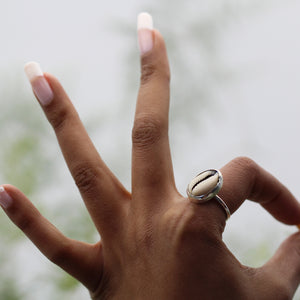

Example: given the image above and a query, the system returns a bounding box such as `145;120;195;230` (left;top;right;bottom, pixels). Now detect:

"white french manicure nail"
0;187;13;209
137;12;154;55
24;62;54;106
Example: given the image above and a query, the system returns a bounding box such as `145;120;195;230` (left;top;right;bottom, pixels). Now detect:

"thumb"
257;232;300;299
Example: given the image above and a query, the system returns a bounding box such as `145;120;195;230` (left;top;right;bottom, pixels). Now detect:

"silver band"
214;195;231;220
187;169;231;220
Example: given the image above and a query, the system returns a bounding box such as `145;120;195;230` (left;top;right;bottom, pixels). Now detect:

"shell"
187;169;223;202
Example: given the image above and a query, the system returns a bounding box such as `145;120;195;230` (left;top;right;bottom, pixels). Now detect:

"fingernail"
24;61;54;106
137;12;154;55
0;187;13;209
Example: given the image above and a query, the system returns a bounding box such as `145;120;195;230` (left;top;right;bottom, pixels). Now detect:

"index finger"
24;62;129;238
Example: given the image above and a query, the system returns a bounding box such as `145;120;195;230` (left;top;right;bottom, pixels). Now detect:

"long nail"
137;12;154;55
24;62;54;106
0;187;13;209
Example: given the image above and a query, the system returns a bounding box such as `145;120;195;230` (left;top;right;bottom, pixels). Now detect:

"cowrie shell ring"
187;169;231;220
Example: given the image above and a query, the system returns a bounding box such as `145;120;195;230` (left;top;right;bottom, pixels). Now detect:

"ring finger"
219;157;300;225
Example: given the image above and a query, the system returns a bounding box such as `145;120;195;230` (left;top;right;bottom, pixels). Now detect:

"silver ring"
187;169;231;220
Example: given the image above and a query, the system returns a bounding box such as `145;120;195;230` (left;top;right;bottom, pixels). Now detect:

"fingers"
219;157;300;225
0;185;103;291
24;62;129;236
132;13;175;204
255;232;300;299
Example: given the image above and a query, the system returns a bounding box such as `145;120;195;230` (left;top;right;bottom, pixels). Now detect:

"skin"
2;29;300;300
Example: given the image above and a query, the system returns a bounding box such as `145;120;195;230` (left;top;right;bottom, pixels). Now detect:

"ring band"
214;195;231;220
187;169;231;220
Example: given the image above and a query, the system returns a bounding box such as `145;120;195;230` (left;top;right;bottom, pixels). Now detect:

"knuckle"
140;61;157;84
48;241;73;266
132;116;163;149
14;213;36;233
230;156;260;198
73;163;99;195
47;106;70;132
231;156;258;175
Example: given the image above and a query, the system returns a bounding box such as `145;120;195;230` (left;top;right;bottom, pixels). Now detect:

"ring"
187;169;231;220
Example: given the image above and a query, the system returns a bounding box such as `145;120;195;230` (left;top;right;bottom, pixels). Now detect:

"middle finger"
132;15;175;207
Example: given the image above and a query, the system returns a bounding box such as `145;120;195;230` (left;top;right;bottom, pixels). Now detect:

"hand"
1;13;300;300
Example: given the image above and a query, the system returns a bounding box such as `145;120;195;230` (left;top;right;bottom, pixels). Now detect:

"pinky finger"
0;185;103;291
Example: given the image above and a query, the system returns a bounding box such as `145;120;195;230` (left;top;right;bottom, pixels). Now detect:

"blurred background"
0;0;300;298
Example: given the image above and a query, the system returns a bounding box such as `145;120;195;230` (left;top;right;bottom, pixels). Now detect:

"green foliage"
0;74;51;195
243;242;273;267
0;278;24;300
55;272;80;292
4;136;43;195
